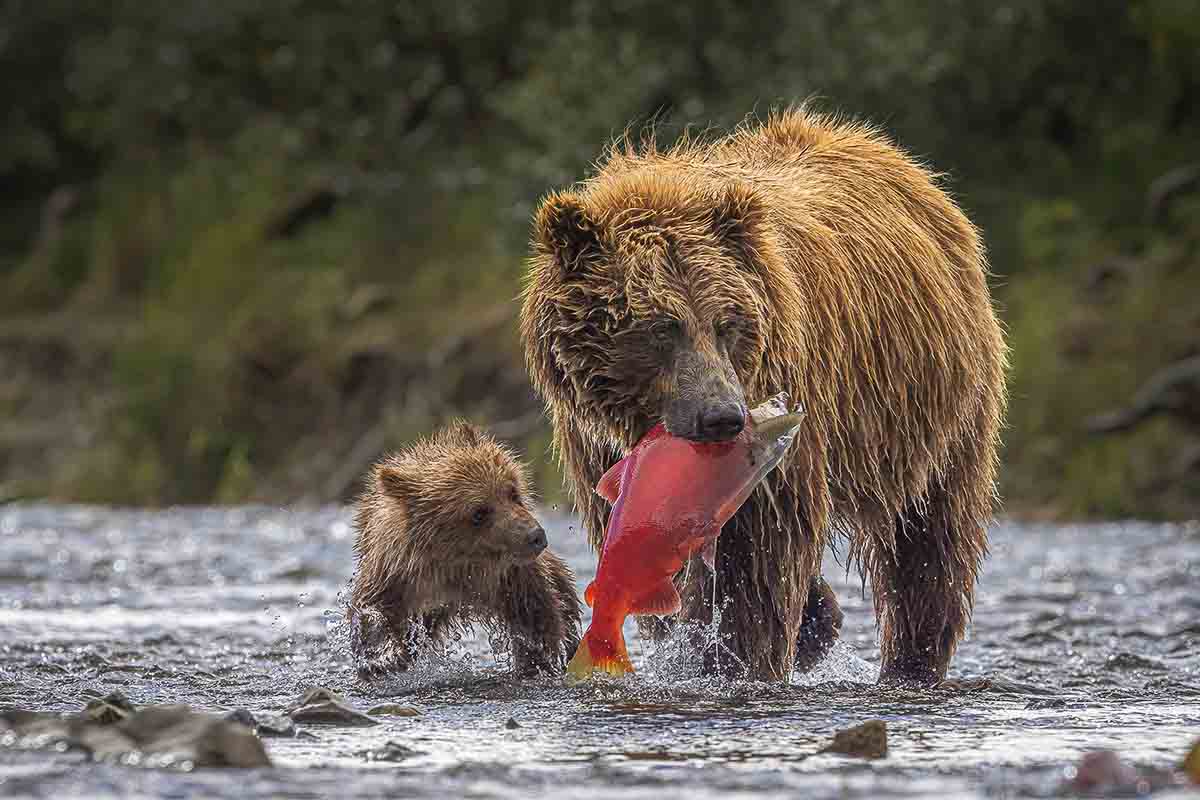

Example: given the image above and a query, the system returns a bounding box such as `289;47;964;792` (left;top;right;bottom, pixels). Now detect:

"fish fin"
700;536;718;571
595;457;627;504
584;581;596;608
629;580;682;617
565;631;634;683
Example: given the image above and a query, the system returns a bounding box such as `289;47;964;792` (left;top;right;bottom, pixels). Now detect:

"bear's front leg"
349;603;416;680
679;491;820;681
871;481;983;686
794;576;844;672
499;561;580;677
350;603;454;680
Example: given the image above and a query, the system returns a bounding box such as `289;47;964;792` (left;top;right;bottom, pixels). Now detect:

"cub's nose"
697;404;746;441
525;527;548;555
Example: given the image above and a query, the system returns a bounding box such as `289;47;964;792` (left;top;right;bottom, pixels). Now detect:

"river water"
0;504;1197;798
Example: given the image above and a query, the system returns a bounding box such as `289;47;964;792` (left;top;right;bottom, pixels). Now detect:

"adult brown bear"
520;108;1007;684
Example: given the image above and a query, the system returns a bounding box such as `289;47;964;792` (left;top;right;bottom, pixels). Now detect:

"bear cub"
348;420;582;679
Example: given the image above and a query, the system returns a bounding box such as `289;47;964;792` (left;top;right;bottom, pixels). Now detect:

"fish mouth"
709;394;803;523
751;409;804;444
746;393;804;469
749;393;804;441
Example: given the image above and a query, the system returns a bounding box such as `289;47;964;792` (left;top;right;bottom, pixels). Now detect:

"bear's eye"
715;316;745;342
509;487;521;504
650;320;681;345
470;505;492;527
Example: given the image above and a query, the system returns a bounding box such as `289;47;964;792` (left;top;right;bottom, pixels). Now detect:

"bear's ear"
442;418;483;447
377;465;413;503
710;183;767;258
534;190;602;276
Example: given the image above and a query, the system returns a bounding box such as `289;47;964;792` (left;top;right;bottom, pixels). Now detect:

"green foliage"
0;1;1197;514
1003;191;1199;518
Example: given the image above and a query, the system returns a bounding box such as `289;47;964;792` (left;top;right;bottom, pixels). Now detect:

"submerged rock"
222;709;299;738
254;712;300;737
82;691;137;725
0;704;270;769
287;687;346;709
0;709;75;750
821;720;888;759
366;704;422;718
222;709;258;729
359;740;422;763
94;706;270;768
1024;698;1068;710
289;701;377;727
1103;652;1166;672
286;687;377;727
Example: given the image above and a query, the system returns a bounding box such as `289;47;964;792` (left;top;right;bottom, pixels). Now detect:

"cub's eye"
470;505;492;527
509;488;521;503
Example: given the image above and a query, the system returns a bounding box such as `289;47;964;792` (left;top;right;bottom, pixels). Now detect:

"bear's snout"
503;510;549;561
524;526;548;555
697;403;746;441
664;345;748;443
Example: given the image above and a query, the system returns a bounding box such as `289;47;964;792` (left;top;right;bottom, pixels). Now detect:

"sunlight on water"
1;505;1198;799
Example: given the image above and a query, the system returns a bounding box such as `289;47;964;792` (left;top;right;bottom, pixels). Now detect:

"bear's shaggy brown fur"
347;421;582;678
521;107;1007;684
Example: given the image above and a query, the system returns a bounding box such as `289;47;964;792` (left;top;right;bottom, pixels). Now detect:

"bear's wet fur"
521;106;1007;683
348;420;582;679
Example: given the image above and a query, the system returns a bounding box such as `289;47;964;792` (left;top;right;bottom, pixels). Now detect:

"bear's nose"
697;404;746;441
526;527;548;554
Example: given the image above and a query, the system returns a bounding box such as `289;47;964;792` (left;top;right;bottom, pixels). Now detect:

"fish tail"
565;625;633;682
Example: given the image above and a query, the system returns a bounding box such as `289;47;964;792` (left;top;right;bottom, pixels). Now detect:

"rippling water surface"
1;505;1197;798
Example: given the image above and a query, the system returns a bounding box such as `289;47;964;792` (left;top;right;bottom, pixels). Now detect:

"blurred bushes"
1004;187;1200;518
0;1;1197;515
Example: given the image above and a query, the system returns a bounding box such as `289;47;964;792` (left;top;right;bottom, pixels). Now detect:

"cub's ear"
376;465;412;502
710;182;767;256
534;190;602;275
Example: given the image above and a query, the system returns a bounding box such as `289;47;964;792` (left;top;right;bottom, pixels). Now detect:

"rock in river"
222;708;300;738
820;720;888;759
286;687;378;727
82;691;137;725
0;703;271;769
359;740;422;763
366;704;422;718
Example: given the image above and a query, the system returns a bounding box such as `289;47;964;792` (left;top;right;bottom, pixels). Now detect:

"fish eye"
509;487;521;503
470;505;492;527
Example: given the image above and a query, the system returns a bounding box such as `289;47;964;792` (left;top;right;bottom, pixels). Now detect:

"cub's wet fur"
348;420;582;679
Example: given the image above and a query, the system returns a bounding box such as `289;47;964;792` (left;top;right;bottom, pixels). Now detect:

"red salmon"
566;395;803;680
